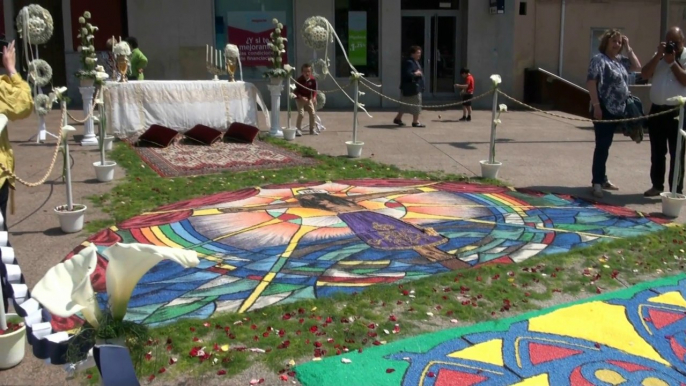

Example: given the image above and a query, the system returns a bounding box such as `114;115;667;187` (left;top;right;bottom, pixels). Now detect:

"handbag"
622;95;646;143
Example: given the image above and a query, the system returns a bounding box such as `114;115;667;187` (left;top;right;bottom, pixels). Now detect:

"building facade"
3;0;686;109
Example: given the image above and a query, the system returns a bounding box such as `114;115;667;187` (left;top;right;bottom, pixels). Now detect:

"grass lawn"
77;136;685;384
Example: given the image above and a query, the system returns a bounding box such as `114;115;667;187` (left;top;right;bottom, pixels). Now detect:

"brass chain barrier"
360;81;493;108
289;77;352;94
497;90;681;123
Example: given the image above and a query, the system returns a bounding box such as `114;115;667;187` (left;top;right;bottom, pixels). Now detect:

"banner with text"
226;12;288;67
348;11;367;66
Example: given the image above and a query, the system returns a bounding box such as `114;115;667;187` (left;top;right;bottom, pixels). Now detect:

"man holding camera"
641;27;686;197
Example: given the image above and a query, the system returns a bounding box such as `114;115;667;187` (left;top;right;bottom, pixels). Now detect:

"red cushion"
224;122;260;143
137;125;178;148
184;125;223;145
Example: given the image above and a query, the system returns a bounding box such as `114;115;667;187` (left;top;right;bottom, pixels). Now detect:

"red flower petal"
158;367;166;374
217;370;227;376
386;368;395;373
148;375;155;382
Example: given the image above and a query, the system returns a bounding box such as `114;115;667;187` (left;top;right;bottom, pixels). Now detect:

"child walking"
295;63;318;136
455;68;475;121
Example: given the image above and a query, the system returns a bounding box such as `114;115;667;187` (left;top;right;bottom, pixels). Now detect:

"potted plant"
93;82;116;182
0;203;26;370
53;89;86;233
30;243;198;366
0;312;26;369
480;74;507;179
346;72;365;158
263;18;288;85
74;11;99;88
282;64;298;141
94;65;113;152
659;96;686;217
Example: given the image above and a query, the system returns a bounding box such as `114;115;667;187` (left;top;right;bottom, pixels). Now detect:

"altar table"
103;80;269;137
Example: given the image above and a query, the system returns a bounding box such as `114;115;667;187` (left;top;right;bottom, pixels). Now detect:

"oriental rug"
53;179;667;331
125;137;316;178
295;274;686;386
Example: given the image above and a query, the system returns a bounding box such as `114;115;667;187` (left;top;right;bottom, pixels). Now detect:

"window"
334;0;380;77
214;0;294;80
400;0;459;10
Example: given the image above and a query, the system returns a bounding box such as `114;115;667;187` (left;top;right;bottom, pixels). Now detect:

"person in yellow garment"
0;40;34;231
125;37;148;81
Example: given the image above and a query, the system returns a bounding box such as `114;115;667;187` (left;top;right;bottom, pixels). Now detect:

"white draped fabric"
103;81;270;137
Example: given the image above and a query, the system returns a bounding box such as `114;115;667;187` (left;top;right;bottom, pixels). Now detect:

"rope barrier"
0;109;64;187
289;77;352;94
0;88;101;188
360;82;493;109
497;90;681;124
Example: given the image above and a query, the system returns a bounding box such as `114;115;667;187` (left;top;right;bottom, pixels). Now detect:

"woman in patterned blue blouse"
587;29;642;198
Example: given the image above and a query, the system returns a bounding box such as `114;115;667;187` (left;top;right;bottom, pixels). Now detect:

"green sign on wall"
348;11;367;66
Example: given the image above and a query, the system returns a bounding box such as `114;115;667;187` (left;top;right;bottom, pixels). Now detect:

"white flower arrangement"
263;18;289;79
317;91;326;109
34;94;53;116
302;16;331;51
75;11;100;82
225;44;240;60
27;59;53;87
113;41;131;57
16;4;54;45
490;74;502;87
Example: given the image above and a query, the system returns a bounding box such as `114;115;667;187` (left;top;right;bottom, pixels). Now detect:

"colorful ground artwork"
295;275;686;386
54;179;667;330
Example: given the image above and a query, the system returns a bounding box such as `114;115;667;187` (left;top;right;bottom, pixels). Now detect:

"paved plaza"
2;105;684;385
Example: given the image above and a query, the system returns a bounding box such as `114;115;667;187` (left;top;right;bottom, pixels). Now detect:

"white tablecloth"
103;80;269;137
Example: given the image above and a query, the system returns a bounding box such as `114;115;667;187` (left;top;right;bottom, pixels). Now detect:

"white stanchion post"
488;89;499;164
673;105;685;197
268;81;284;138
78;87;98;146
353;78;359;143
0;275;6;331
62;102;73;211
286;76;292;130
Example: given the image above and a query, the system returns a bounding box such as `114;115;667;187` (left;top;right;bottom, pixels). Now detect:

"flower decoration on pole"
31;243;199;330
33;94;53;116
263;18;289;80
27;59;53;87
16;4;54;45
74;11;101;84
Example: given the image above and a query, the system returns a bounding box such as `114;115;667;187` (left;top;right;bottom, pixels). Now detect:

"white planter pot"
79;78;95;88
269;77;284;86
0;314;27;369
346;141;364;158
93;161;117;182
98;135;115;151
54;204;87;233
282;128;297;141
660;192;686;218
480;160;503;179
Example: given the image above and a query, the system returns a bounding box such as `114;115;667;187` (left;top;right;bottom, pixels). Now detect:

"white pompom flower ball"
16;4;54;45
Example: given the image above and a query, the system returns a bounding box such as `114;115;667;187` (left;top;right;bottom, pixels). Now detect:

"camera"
666;41;677;54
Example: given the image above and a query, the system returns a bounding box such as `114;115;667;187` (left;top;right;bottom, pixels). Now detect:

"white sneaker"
592;184;603;198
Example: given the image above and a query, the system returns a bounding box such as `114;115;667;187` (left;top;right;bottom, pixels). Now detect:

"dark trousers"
591;106;621;185
0;181;8;232
649;104;685;193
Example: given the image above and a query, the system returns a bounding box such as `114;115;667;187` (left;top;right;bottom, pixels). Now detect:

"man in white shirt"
641;26;686;196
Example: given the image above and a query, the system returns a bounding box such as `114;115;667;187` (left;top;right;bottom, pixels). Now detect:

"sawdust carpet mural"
295;275;686;386
56;179;667;329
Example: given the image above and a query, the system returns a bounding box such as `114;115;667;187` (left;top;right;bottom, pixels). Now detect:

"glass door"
401;11;459;97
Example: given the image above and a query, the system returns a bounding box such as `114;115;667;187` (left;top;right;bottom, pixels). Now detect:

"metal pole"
673;105;685;197
0;273;6;331
353;78;359;143
488;90;498;164
63;102;73;211
558;0;566;76
661;0;670;40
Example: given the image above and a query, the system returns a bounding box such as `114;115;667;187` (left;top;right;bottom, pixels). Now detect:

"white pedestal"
37;115;46;142
268;82;284;138
79;86;98;146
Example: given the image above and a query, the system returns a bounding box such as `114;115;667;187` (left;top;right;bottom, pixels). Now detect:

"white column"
79;86;98;146
267;82;284;138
